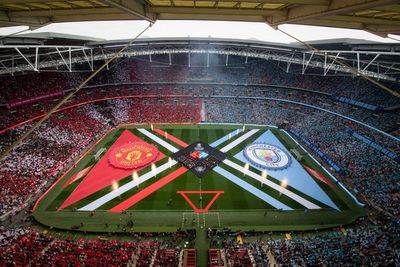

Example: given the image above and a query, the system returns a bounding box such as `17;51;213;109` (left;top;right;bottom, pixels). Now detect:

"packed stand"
0;106;109;216
266;217;399;266
210;215;399;266
0;226;53;266
0;227;186;266
1;58;399;135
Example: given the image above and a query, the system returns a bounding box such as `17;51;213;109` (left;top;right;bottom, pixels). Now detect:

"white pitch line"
220;129;259;152
214;166;292;210
210;128;244;147
78;160;178;211
138;128;179;153
197;213;200;228
223;159;321;209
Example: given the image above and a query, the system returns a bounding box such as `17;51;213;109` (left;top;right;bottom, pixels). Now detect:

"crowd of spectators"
346;121;400;154
0;106;109;216
0;73;67;104
0;226;187;266
209;214;398;266
223;240;270;267
106;96;200;125
0;87;201;130
1;58;399;135
267;215;399;266
124;58;400;107
0;57;399;266
288;112;399;215
0;226;53;266
35;238;136;266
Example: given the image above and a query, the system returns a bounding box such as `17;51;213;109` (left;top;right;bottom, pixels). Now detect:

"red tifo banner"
106;129;190;212
7;91;64;109
63;164;93;188
303;165;334;188
58;130;165;210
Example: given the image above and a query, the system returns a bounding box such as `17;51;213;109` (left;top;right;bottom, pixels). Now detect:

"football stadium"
0;1;399;266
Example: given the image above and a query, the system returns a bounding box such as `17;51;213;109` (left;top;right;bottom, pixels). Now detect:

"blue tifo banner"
344;128;400;164
288;129;344;174
332;96;382;111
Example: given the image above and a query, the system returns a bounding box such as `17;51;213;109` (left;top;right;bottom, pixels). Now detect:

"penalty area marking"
203;212;221;228
177;190;224;213
181;212;220;228
182;212;200;228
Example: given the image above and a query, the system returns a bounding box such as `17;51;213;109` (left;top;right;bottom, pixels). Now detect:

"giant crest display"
244;143;291;170
109;142;159;169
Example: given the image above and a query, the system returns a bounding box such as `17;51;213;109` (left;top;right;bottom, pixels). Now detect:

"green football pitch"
33;124;365;233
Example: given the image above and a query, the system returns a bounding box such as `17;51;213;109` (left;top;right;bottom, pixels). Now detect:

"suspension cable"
0;26;31;40
0;23;153;161
276;26;400;98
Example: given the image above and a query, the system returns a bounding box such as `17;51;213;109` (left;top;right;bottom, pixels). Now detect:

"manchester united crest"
109;142;159;169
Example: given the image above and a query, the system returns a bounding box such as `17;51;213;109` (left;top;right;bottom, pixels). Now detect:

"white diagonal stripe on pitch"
78;160;178;211
220;129;259;152
214;166;292;210
138;128;179;153
210;128;244;147
223;159;321;209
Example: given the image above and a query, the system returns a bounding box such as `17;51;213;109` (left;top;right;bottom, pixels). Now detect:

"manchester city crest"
243;143;292;170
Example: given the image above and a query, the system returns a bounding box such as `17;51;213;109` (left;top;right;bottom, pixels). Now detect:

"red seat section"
183;249;197;267
209;249;225;266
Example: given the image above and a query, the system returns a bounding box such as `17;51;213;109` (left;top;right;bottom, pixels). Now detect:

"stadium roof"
14;31;105;41
0;0;400;36
0;36;399;83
